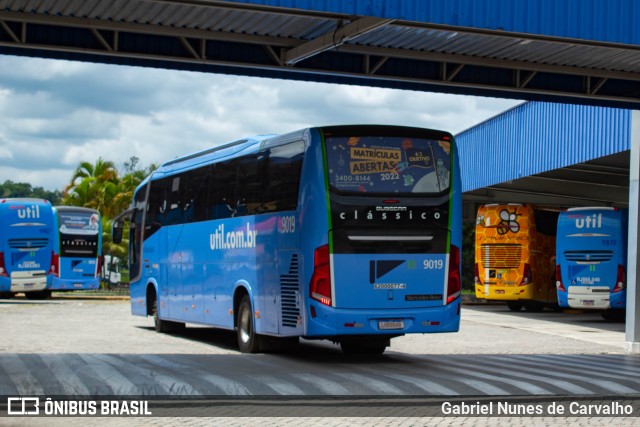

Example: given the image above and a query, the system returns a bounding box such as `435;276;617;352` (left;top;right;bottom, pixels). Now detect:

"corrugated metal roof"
457;101;631;193
219;0;640;46
0;0;639;106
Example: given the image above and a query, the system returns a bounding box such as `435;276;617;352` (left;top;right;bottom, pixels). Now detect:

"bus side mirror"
111;208;134;245
112;223;123;244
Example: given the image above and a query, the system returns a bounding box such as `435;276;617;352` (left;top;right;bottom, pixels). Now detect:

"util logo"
575;213;602;229
16;205;40;219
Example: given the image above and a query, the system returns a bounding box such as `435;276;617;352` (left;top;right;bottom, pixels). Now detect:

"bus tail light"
50;251;59;277
555;265;566;292
613;264;626;293
473;262;482;285
519;263;532;286
447;245;461;304
310;244;331;306
97;256;103;277
0;251;7;277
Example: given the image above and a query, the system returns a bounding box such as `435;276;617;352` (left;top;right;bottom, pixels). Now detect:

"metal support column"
626;110;640;353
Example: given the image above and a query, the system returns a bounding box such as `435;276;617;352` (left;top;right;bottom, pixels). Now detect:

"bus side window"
236;154;262;217
263;141;304;212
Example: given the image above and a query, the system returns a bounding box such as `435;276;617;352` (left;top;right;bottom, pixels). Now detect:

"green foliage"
60;156;156;284
0;180;63;204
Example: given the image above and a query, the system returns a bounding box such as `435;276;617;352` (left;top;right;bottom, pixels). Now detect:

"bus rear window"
58;211;100;235
325;136;451;194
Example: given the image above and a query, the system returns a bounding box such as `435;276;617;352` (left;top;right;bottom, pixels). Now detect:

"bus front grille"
564;250;613;263
280;254;301;328
480;244;522;269
8;238;48;250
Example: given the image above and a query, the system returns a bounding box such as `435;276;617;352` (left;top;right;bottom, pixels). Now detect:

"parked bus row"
0;199;103;299
474;203;627;320
112;125;463;354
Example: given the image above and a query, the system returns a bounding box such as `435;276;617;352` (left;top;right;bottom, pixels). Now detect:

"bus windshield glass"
58;211;100;236
57;210;100;258
325;135;451;194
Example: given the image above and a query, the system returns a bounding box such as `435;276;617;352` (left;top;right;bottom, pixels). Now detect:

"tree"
0;180;62;204
61;156;156;286
62;158;119;214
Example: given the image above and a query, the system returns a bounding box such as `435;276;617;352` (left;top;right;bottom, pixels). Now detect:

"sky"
0;54;522;192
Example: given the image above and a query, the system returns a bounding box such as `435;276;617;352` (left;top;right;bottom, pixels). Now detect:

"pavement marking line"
294;373;351;395
1;354;45;396
466;355;594;395
40;354;92;396
491;355;640;394
331;372;408;395
102;354;203;396
529;354;640;379
507;354;640;383
433;364;553;395
390;362;513;396
254;375;306;395
76;354;141;395
0;356;24;395
197;374;252;396
374;372;459;395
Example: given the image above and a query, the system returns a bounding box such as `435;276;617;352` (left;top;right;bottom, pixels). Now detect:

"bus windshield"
325;135;451;194
57;210;100;258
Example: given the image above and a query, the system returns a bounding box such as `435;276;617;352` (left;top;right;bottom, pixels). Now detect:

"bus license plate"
379;320;404;330
583;300;594;306
495;290;505;294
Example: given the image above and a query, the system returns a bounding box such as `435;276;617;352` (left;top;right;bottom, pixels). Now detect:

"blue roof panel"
456;102;631;192
226;0;640;45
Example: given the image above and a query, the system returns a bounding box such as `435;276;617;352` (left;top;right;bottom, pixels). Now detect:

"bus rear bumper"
7;273;48;292
475;284;534;301
50;277;100;290
305;298;461;338
564;285;622;309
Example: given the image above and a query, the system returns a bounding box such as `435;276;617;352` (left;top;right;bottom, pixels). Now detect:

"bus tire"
507;301;523;311
236;295;262;353
151;296;185;333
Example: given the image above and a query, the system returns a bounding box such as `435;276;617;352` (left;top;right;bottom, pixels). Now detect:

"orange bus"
474;204;558;311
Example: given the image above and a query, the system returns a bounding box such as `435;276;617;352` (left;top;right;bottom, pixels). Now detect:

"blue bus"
555;207;628;319
113;125;462;354
51;206;102;291
0;198;56;299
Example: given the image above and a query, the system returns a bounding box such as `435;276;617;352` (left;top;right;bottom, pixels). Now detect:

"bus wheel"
151;296;185;333
507;301;523;312
236;295;261;353
24;290;51;300
152;298;169;332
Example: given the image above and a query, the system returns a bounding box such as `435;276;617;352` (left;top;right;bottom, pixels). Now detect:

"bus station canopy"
0;0;639;108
